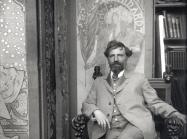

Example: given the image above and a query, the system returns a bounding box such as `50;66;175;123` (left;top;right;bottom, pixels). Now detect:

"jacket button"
107;114;110;117
108;102;111;105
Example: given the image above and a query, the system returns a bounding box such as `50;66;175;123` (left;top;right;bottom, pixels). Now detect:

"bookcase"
153;1;187;138
153;0;187;78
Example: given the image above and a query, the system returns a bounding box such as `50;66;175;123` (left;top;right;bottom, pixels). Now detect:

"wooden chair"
72;114;184;139
72;66;185;139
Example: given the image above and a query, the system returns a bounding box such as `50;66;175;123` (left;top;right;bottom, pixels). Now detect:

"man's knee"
118;133;143;139
118;124;144;139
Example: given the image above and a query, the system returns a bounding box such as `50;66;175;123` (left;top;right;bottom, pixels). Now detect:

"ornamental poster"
77;0;145;72
77;0;145;111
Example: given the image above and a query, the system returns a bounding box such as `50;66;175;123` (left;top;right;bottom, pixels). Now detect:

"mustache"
110;62;123;74
110;61;123;73
111;61;122;66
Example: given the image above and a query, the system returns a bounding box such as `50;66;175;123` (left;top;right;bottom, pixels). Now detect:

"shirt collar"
110;70;125;79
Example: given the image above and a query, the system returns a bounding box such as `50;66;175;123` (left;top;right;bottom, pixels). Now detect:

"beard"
110;61;124;75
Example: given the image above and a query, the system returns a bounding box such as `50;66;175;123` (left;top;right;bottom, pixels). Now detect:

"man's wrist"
91;109;100;121
168;111;178;118
92;109;100;117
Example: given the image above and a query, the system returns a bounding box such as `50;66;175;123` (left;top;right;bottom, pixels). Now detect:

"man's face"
107;47;127;74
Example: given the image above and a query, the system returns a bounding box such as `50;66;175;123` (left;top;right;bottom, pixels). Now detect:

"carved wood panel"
41;0;56;138
40;0;70;138
54;0;70;138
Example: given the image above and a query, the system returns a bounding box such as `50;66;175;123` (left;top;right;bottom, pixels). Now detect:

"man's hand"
93;110;110;130
171;112;186;124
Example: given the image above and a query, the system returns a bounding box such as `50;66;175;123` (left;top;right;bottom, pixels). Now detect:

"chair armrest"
71;114;185;138
165;116;185;137
72;114;90;138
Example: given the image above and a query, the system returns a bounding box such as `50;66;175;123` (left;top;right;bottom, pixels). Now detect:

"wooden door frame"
67;0;77;139
26;0;76;139
144;0;154;78
26;0;56;139
26;0;41;139
26;0;85;138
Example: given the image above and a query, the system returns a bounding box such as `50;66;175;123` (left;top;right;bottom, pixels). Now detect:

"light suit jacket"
82;72;177;139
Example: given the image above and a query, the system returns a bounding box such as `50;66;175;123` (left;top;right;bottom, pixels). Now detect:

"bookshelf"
154;1;187;138
153;0;187;78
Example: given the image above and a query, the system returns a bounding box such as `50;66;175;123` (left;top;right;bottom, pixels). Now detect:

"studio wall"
0;0;28;139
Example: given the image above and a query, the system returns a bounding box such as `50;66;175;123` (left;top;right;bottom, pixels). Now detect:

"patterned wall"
0;0;28;139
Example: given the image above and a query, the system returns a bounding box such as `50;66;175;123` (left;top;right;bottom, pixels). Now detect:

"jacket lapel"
103;74;113;94
116;77;129;94
103;71;132;95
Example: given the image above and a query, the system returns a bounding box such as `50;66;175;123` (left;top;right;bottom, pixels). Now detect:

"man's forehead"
109;47;125;52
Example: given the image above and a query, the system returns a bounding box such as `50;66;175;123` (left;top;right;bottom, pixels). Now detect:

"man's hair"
104;40;132;57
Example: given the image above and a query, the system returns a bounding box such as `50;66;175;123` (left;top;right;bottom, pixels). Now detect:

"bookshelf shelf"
164;38;187;45
155;2;187;8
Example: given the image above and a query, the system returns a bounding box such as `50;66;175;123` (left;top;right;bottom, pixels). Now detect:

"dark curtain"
171;75;187;114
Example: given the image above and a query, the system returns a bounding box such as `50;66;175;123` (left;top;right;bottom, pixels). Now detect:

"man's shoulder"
127;71;146;79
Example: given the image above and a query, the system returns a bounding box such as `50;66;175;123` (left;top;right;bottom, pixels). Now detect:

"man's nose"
114;55;119;62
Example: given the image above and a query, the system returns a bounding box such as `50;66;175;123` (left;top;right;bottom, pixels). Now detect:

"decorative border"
44;0;56;138
13;0;25;12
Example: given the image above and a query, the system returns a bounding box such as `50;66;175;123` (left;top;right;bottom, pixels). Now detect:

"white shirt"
110;70;125;79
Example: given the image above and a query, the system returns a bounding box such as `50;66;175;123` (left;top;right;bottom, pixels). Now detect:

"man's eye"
109;55;114;58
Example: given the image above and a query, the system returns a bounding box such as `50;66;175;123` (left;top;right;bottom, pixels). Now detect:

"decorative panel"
0;0;28;139
43;0;56;139
77;0;145;112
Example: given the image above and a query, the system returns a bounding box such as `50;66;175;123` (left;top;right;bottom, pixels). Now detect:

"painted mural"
77;0;145;112
0;0;28;139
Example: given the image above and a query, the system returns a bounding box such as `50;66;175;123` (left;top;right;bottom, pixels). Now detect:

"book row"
159;11;186;39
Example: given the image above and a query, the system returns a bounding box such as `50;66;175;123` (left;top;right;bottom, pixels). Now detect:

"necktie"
112;73;118;81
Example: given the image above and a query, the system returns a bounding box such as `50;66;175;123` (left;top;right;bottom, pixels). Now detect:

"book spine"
167;14;174;38
163;11;169;38
175;16;181;38
171;15;177;38
180;14;186;38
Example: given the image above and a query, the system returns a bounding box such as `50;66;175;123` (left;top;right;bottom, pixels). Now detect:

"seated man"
82;40;186;139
